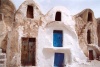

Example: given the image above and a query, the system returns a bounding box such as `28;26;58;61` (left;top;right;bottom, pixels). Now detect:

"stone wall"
97;18;100;47
74;9;98;56
70;60;100;67
6;0;43;67
0;0;15;27
0;0;100;67
0;0;16;53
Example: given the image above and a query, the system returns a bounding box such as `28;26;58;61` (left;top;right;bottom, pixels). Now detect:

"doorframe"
21;37;37;66
53;30;63;47
54;53;65;67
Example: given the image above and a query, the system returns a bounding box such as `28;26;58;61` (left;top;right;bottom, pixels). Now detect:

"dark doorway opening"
27;5;34;18
0;0;1;6
96;54;100;60
89;50;94;60
53;30;63;47
55;12;61;21
87;30;91;44
87;12;92;22
0;14;2;21
21;37;36;66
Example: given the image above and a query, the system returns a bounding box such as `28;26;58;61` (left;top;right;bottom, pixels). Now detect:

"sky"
12;0;100;18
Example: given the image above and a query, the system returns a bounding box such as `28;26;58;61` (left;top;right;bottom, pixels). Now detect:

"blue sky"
12;0;100;18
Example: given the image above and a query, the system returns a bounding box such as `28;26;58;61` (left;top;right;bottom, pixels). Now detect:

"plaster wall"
37;6;86;67
6;0;43;67
74;9;98;56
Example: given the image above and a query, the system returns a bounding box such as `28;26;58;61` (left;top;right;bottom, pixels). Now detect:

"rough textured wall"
0;0;15;27
74;9;98;56
0;0;16;52
0;15;7;53
97;18;100;47
70;60;100;67
6;0;43;67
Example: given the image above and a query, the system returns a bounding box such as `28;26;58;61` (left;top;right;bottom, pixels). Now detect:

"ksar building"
0;0;100;67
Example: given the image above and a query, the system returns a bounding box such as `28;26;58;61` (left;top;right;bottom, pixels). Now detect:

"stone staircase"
0;49;6;67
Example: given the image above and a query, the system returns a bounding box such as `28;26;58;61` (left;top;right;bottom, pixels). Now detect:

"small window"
87;30;91;44
55;12;61;21
89;50;94;60
27;5;34;18
87;12;92;21
0;14;2;21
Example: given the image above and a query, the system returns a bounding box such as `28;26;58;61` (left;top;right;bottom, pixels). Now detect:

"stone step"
0;59;6;62
0;53;6;59
0;59;6;67
0;64;5;67
0;49;2;53
0;53;6;67
0;61;4;64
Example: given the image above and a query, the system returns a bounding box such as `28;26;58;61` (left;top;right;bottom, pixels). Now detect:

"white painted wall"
37;6;86;67
37;23;86;67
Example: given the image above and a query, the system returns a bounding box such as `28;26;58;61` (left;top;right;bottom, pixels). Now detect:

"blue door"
53;30;64;67
53;30;63;47
54;53;64;67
